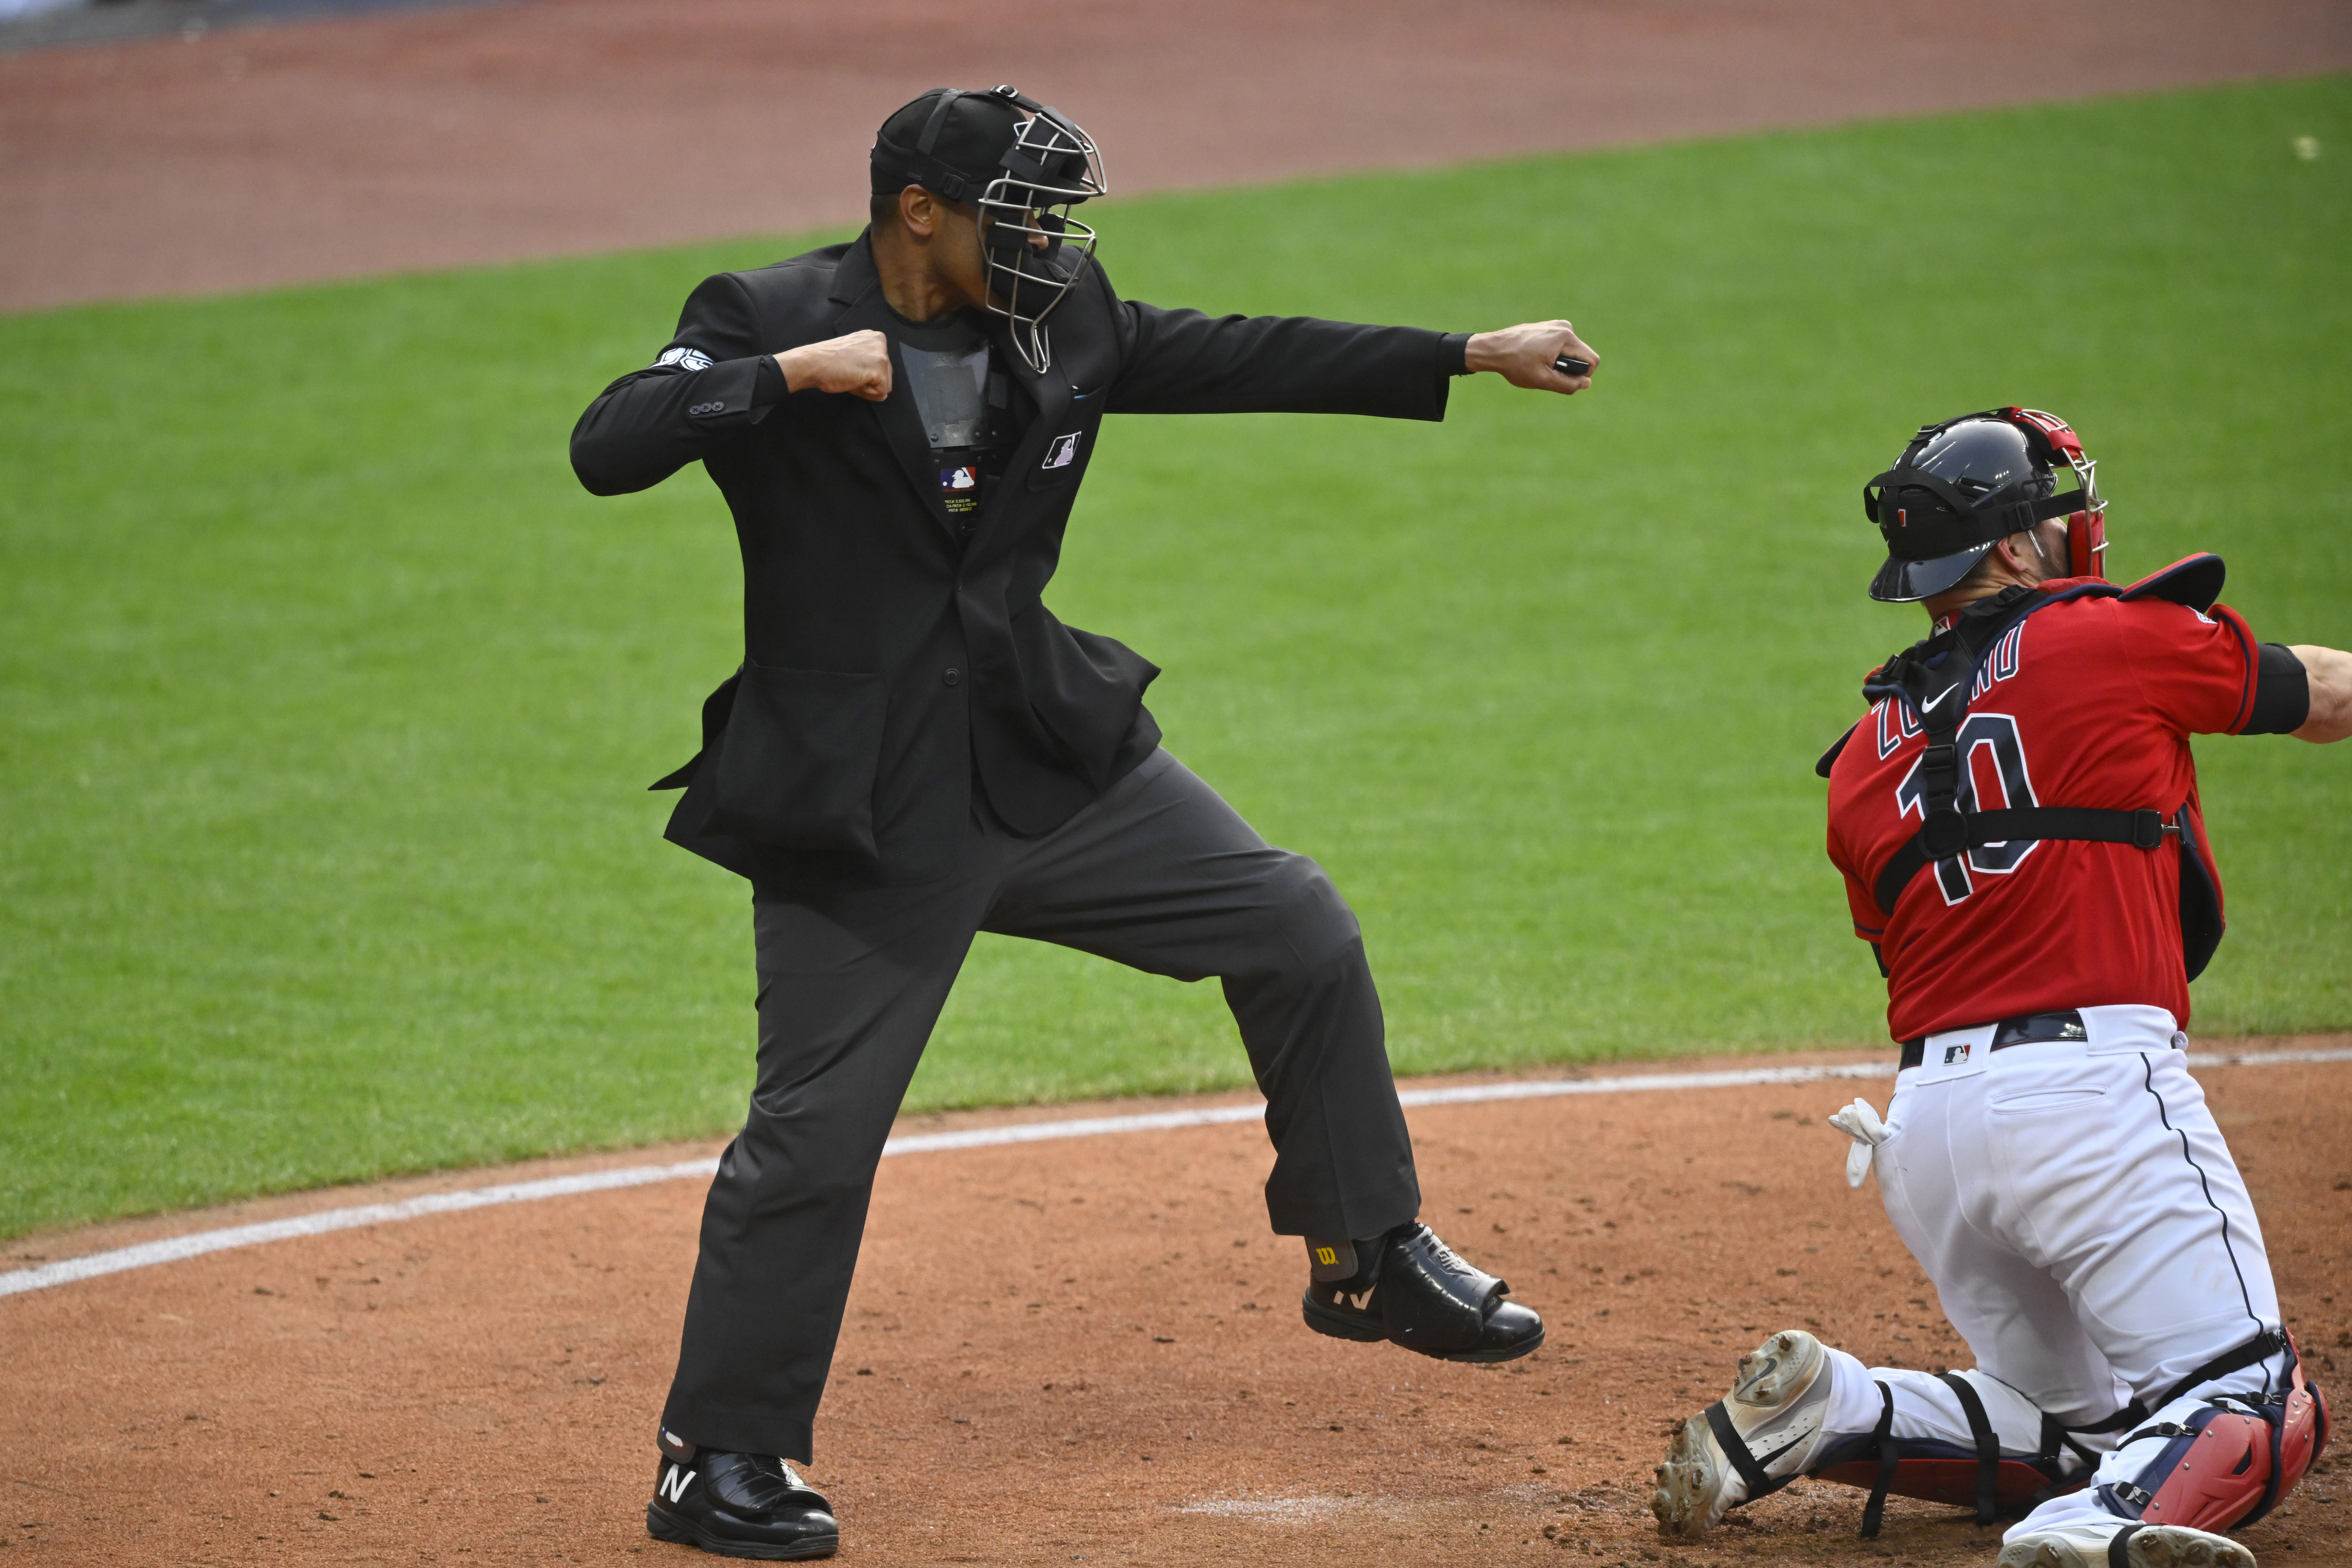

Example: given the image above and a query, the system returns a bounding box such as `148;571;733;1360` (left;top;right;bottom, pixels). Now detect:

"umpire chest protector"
1817;556;2230;979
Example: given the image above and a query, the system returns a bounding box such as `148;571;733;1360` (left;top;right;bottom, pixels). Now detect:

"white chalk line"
4;1047;2346;1301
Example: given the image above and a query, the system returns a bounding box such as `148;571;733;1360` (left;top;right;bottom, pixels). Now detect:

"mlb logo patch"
1942;1041;1972;1066
938;464;981;516
1042;432;1081;470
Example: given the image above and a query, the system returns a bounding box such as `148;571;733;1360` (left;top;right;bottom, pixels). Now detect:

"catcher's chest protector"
1831;564;2230;979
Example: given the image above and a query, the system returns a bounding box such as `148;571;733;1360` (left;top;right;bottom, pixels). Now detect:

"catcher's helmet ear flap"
1862;409;2106;602
1998;407;2110;581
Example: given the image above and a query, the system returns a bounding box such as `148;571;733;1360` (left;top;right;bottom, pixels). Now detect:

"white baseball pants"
1797;1004;2289;1541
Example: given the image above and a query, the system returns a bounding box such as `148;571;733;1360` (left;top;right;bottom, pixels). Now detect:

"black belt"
1899;1010;2088;1070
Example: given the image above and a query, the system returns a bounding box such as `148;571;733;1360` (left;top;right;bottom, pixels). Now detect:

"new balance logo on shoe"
658;1464;696;1504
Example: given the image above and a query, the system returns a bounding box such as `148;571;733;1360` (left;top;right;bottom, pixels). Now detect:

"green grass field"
3;78;2347;1241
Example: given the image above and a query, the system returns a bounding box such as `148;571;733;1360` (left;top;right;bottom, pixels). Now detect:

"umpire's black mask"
871;85;1108;375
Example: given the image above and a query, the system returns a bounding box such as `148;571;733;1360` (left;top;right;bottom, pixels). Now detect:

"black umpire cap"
870;88;1027;202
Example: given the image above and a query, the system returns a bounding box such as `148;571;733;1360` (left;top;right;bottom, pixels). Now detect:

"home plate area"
3;1046;2349;1566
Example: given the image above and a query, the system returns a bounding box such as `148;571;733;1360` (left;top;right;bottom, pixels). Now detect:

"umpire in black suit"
572;86;1601;1560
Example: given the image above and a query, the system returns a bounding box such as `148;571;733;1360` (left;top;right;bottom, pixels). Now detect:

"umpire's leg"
982;747;1421;1240
660;866;990;1462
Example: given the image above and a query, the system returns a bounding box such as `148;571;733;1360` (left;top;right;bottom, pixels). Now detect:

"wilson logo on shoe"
658;1465;696;1504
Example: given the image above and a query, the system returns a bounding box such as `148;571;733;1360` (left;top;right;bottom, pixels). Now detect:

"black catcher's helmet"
1862;407;2109;602
870;85;1108;375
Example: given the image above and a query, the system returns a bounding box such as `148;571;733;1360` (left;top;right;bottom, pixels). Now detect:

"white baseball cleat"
1651;1328;1833;1539
1996;1522;2253;1568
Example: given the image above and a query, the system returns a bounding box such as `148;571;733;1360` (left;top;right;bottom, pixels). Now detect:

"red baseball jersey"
1826;573;2263;1041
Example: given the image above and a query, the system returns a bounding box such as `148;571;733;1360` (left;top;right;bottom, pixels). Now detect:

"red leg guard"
1811;1457;2075;1515
2129;1408;2278;1532
2262;1341;2327;1513
1807;1371;2086;1535
2127;1334;2328;1533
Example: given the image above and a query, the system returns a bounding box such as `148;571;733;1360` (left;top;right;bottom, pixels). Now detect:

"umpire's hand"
1466;320;1600;394
776;330;893;401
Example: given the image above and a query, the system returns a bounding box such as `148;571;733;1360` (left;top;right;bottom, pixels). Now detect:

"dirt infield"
4;0;2351;311
4;1046;2349;1566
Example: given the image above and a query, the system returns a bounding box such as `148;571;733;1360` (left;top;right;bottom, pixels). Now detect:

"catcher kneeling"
1652;409;2350;1568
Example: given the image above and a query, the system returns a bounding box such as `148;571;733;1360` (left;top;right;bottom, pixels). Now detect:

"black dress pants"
659;748;1423;1460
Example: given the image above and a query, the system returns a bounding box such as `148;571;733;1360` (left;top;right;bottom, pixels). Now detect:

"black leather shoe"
646;1431;838;1561
1301;1221;1545;1363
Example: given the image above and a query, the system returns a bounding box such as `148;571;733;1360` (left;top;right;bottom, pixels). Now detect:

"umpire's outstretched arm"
572;252;1602;498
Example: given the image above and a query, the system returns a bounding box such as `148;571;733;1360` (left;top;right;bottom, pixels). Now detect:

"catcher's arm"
2288;644;2352;743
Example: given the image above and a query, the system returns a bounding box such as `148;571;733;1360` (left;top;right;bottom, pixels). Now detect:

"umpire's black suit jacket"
571;233;1454;886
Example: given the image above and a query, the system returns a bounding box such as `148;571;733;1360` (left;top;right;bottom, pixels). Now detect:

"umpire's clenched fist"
776;330;894;401
1465;319;1600;394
